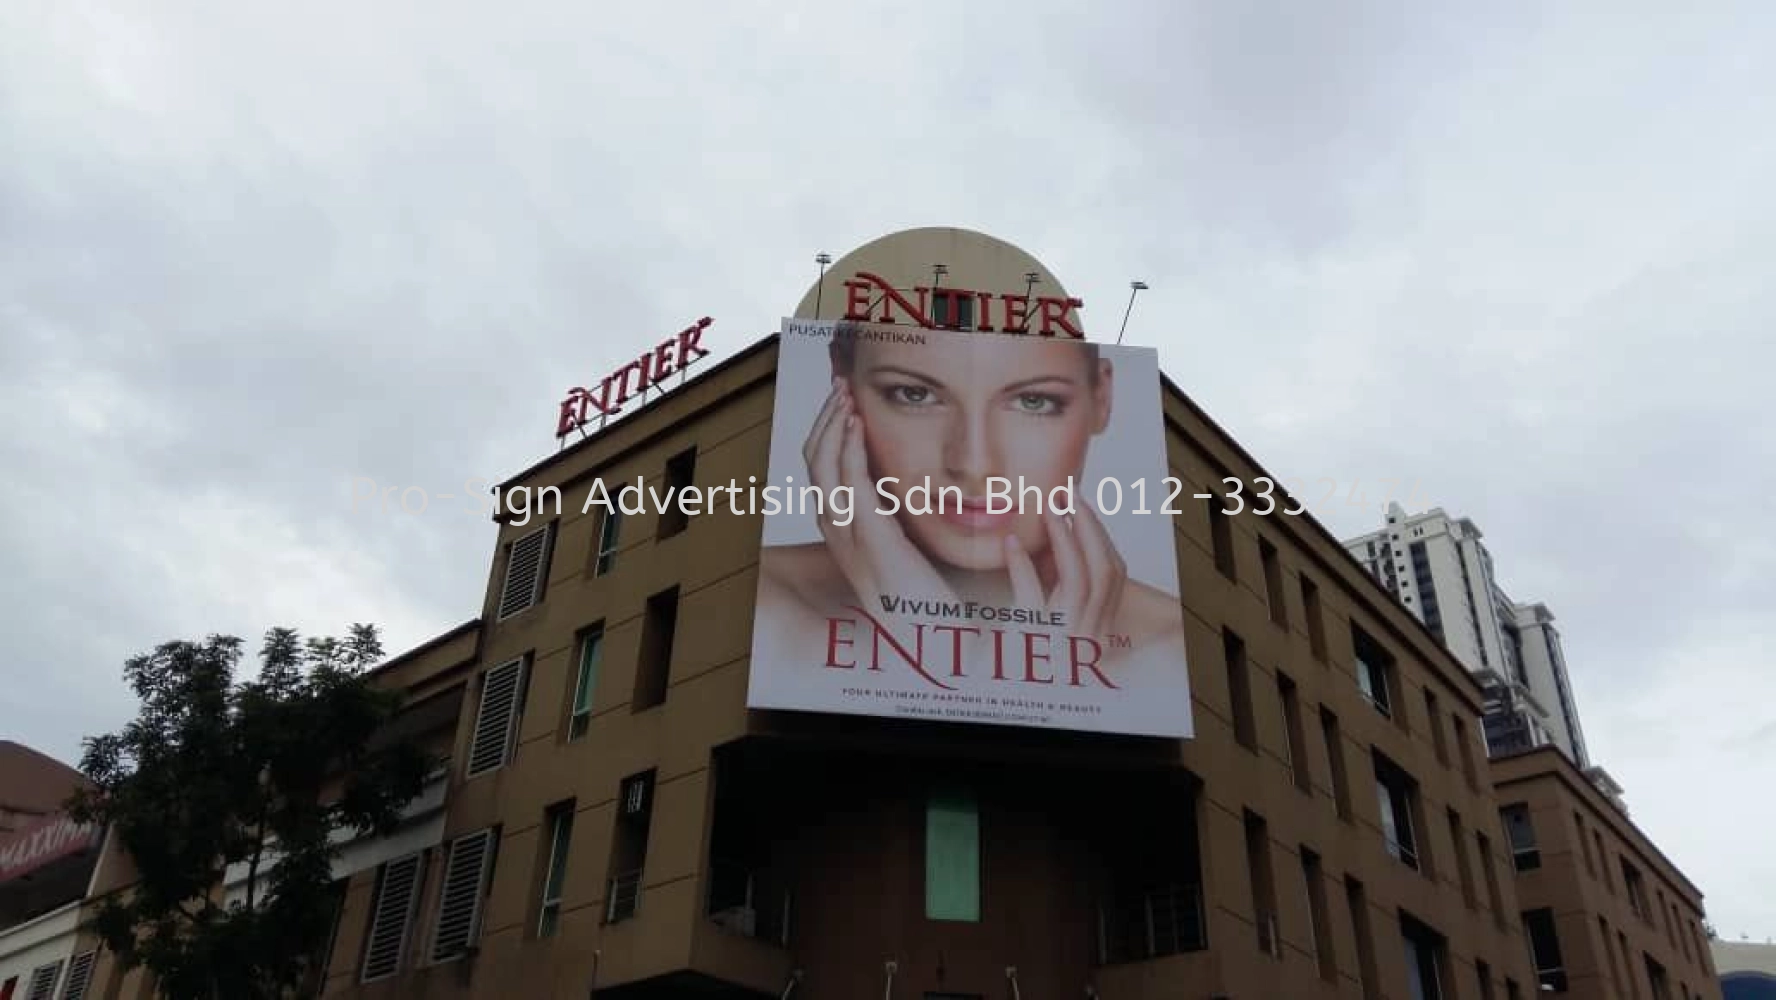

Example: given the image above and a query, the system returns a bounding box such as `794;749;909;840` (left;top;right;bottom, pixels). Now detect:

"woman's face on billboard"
847;334;1112;570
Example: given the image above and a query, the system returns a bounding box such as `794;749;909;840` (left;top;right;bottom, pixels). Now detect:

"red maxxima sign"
0;813;101;883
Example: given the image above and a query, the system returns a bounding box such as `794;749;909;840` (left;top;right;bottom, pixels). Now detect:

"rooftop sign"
837;270;1085;337
555;317;714;440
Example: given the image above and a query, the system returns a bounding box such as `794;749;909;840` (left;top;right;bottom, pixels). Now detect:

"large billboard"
747;317;1193;738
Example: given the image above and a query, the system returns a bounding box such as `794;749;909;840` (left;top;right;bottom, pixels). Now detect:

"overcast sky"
4;0;1772;939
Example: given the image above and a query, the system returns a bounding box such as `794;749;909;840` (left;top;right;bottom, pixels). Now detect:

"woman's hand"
803;378;958;613
1004;502;1127;640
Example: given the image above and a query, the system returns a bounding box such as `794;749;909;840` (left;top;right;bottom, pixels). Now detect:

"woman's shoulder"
1118;578;1189;644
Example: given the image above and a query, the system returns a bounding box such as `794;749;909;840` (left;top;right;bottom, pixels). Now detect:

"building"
0;743;86;837
1491;746;1719;1000
64;226;1655;999
1342;505;1626;808
0;744;103;1000
1713;940;1776;1000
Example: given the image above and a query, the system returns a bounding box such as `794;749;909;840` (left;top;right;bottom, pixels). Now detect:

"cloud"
3;0;1772;936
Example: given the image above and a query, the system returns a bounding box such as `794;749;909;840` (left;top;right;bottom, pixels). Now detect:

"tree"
67;624;436;1000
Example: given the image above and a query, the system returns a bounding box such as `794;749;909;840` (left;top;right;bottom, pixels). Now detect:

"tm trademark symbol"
1108;634;1132;649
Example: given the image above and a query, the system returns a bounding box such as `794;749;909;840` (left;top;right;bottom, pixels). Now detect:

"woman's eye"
888;385;934;405
1014;393;1062;415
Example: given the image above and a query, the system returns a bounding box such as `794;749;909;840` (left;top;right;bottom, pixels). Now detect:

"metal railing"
1095;883;1208;964
606;868;642;924
706;861;793;947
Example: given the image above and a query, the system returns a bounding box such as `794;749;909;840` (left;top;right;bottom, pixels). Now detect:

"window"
1400;912;1450;1000
1278;672;1311;794
1301;574;1328;660
59;951;96;1000
536;801;576;938
1596;831;1614;893
1345;877;1380;1000
1500;803;1540;871
1505;978;1522;1000
430;828;499;963
1225;628;1256;750
1447;810;1476;908
1477;832;1506;926
1453;714;1478;789
1423;690;1449;766
1260;537;1287;626
1523;907;1568;992
1208;494;1236;579
1352;625;1394;719
633;586;679;710
466;657;528;778
1644;953;1673;1000
496;522;554;620
1619;932;1641;1000
566;625;604;740
607;771;654;923
1622;858;1652;923
1244;810;1280;957
1374;752;1422;872
1320;707;1352;819
925;787;980;922
592;503;622;576
655;448;696;539
1301;847;1336;981
1602;916;1628;997
1476;960;1496;1000
1576;812;1597;878
22;962;60;1000
1660;891;1678;949
361;851;424;982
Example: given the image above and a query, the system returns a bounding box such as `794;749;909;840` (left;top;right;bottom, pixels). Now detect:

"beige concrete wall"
1494;748;1721;1000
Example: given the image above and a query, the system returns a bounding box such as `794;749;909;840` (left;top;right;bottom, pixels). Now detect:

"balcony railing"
606;868;642;924
706;860;792;947
1095;883;1207;965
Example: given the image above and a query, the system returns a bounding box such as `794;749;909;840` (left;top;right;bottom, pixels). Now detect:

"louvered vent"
24;960;61;1000
430;829;495;962
496;525;553;620
466;659;526;778
60;951;96;1000
359;853;422;982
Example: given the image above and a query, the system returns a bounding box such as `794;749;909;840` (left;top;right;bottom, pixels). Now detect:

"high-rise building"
1342;504;1625;808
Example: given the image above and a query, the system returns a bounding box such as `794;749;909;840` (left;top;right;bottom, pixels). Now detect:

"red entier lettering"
842;279;873;321
676;316;712;367
824;616;859;668
853;271;931;327
1000;292;1032;333
556;318;716;438
1069;636;1116;688
1022;631;1055;684
1037;296;1086;338
932;623;981;677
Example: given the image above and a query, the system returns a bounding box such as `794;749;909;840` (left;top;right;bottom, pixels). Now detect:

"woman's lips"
937;496;1019;531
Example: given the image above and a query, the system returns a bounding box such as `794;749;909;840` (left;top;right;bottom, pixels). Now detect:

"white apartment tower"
1343;503;1625;807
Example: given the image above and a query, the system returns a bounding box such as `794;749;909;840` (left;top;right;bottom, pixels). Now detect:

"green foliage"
67;624;436;1000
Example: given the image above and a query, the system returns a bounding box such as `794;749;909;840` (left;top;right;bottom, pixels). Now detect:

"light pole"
1117;280;1148;345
